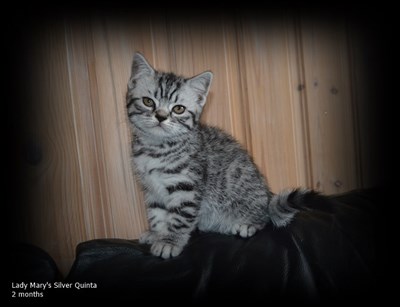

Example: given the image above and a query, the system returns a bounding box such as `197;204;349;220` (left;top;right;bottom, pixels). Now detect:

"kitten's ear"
130;52;155;79
188;71;213;107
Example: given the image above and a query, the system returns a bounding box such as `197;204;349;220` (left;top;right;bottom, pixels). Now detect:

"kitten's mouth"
153;122;167;131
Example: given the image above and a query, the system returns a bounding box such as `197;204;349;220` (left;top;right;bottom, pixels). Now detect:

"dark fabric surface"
10;243;61;283
63;188;386;303
8;243;61;302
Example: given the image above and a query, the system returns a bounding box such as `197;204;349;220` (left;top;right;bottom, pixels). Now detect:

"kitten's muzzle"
155;110;168;123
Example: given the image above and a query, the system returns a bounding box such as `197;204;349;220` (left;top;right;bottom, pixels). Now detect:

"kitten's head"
126;53;212;140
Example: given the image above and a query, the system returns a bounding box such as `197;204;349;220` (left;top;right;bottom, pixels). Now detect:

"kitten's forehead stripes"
153;72;186;102
168;82;181;101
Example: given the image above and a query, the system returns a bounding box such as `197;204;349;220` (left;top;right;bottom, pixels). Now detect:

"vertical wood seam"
103;17;147;233
222;22;235;134
91;19;117;236
64;21;85;201
63;20;89;236
149;17;159;68
285;16;302;188
88;18;114;237
233;16;254;154
294;18;314;189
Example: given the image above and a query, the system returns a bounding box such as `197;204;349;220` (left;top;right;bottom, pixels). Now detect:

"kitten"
127;53;315;259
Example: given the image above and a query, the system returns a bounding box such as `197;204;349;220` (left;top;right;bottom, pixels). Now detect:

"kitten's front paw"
151;242;183;259
232;224;257;238
139;231;158;244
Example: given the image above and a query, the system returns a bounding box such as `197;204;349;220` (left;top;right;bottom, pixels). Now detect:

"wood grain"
18;15;373;275
166;15;238;137
23;23;86;274
300;18;359;193
237;15;309;192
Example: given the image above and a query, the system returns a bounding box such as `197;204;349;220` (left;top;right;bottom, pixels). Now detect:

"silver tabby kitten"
127;53;314;259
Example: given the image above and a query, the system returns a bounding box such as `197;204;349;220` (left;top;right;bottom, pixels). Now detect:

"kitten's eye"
142;97;155;108
172;105;186;114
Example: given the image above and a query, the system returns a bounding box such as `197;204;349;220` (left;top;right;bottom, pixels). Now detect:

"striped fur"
127;53;317;259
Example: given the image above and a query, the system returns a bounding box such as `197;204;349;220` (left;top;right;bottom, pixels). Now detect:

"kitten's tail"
268;188;319;227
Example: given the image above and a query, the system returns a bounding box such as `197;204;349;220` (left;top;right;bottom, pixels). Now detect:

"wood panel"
64;20;110;241
237;15;310;192
17;14;370;276
163;15;246;144
300;18;359;193
89;18;148;239
23;23;86;274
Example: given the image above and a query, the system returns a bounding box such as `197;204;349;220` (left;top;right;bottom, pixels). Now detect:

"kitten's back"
196;124;272;234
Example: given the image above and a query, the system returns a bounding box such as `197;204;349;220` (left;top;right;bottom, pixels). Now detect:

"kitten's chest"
132;138;191;176
134;154;170;195
132;143;190;195
133;154;164;176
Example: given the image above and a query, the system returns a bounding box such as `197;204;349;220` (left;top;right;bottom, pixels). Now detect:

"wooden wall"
16;12;379;275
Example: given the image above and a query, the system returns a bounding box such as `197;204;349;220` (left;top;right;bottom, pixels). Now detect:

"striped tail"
268;188;319;227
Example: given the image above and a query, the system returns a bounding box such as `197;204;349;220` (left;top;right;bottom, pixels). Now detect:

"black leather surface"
65;188;386;303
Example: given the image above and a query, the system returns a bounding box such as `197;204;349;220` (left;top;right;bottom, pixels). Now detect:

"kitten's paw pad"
232;224;257;238
151;242;183;259
139;231;158;244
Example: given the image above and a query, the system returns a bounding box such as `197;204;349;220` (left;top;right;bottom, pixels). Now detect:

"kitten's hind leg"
231;223;265;238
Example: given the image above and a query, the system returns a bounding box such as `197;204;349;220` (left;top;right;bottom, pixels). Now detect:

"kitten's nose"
155;110;168;123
